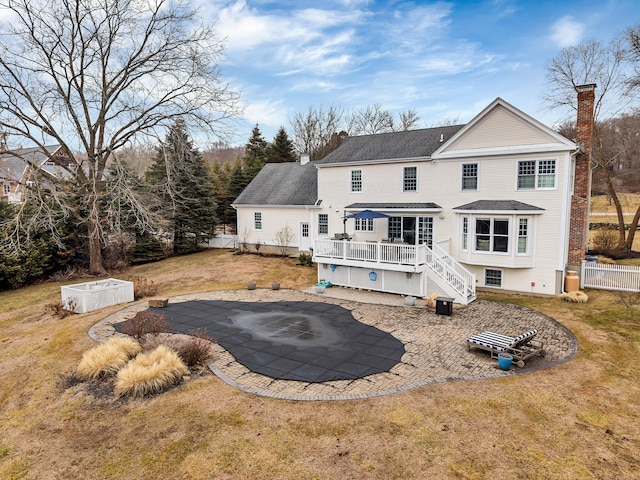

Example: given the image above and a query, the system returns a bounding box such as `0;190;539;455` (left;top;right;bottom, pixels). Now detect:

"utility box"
435;296;454;316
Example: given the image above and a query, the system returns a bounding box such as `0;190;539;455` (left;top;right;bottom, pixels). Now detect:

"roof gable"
233;162;318;206
433;98;576;159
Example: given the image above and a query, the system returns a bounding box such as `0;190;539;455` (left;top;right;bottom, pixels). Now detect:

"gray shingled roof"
233;162;318;206
316;125;466;165
454;200;544;211
0;145;64;182
346;202;441;210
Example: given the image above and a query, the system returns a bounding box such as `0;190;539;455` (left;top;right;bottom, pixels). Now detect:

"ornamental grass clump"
114;345;188;397
560;291;589;303
76;337;142;380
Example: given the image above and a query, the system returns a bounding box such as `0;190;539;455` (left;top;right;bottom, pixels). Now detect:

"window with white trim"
354;218;374;231
517;218;529;254
388;217;402;239
350;169;362;193
461;217;469;251
254;212;262;230
403;166;417;192
318;214;328;234
2;184;10;195
475;218;509;253
461;163;478;190
485;269;503;287
518;160;556;189
418;217;433;247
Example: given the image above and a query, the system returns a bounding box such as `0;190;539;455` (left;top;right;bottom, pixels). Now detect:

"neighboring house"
0;145;69;203
233;86;595;303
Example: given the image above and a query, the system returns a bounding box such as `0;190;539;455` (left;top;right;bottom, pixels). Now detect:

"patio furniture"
466;329;545;367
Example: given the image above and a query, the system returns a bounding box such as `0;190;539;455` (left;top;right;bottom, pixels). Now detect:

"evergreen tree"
146;120;218;253
267;126;297;163
243;124;269;179
225;159;250;229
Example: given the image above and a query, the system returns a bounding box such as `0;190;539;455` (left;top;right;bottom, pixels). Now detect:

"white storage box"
60;278;134;313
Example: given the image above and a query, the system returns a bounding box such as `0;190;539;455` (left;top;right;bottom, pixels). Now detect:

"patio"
91;288;577;401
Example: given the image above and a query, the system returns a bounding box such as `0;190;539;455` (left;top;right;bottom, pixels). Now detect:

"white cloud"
549;16;585;48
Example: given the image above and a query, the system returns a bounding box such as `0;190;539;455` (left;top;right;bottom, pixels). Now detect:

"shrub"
591;228;619;256
76;337;142;380
130;276;158;299
44;298;78;319
120;310;169;340
298;252;313;266
114;345;188;397
176;329;214;368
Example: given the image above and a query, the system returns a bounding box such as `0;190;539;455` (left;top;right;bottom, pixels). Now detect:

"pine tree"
146;120;218;253
225;159;249;229
243;124;269;179
267;126;297;163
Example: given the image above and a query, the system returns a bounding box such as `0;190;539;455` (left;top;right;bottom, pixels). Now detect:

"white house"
0;145;69;203
233;86;595;303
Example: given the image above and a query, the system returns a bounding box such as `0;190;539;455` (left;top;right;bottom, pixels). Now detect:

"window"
388;217;402;239
518;160;556;189
318;213;328;234
354;218;374;231
462;217;469;251
254;212;262;230
475;218;509;253
403;166;417;192
350;169;362;193
418;217;433;247
301;223;309;238
518;218;528;254
485;269;503;287
462;163;478;190
2;184;10;195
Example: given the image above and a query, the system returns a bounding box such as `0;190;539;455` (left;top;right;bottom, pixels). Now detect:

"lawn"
0;250;639;479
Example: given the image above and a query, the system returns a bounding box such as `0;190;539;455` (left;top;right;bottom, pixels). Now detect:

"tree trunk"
624;205;640;251
87;196;106;275
594;134;627;248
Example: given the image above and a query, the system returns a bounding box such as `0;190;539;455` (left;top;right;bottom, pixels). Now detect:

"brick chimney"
567;83;596;265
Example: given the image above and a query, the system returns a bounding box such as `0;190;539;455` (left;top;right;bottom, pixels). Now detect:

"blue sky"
200;0;639;145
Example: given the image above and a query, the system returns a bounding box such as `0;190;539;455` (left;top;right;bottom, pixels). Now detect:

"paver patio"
90;288;577;401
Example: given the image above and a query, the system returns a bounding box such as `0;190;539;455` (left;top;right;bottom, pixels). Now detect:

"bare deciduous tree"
544;37;640;253
290;105;344;160
0;0;239;273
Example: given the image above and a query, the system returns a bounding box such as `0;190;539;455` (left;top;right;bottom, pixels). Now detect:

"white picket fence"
581;260;640;292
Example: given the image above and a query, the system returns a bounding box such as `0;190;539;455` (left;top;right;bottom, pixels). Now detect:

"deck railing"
314;239;427;267
314;239;475;301
430;242;475;300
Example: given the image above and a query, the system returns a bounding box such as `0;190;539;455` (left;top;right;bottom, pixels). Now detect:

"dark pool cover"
115;300;405;383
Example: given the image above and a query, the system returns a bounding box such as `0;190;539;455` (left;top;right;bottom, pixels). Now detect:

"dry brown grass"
0;250;639;479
